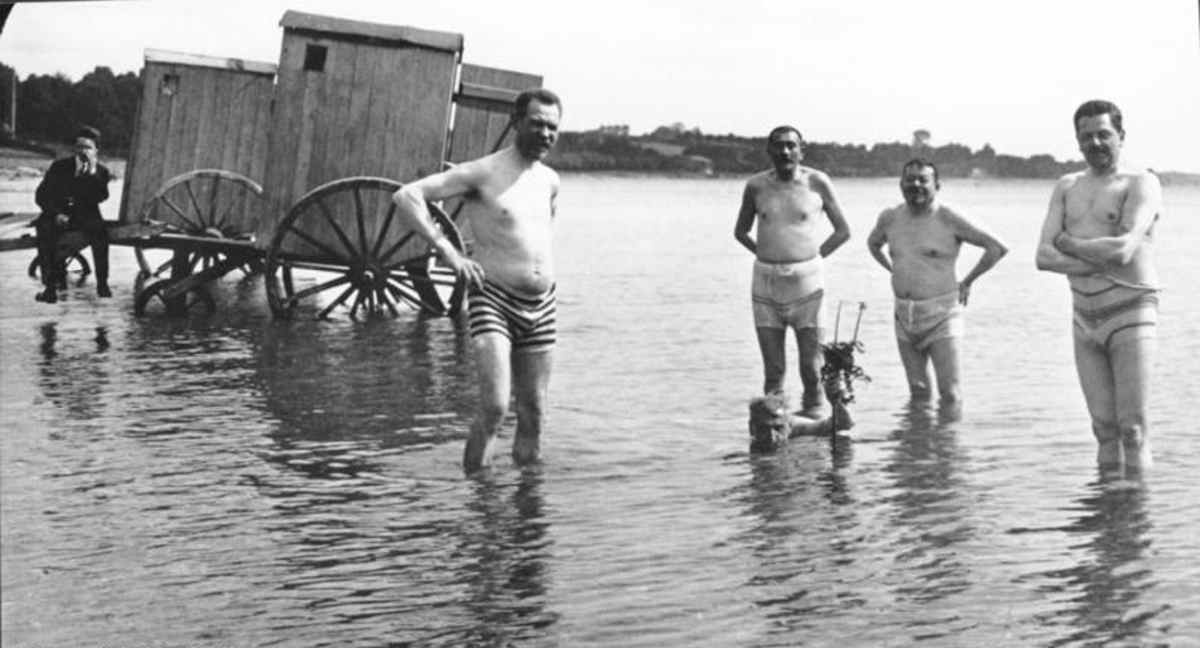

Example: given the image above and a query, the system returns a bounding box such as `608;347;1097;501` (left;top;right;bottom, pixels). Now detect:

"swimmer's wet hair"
513;88;562;119
902;157;940;185
767;125;803;144
1074;99;1123;135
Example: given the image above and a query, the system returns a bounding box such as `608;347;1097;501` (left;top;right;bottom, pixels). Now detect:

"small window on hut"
303;44;327;72
161;73;179;96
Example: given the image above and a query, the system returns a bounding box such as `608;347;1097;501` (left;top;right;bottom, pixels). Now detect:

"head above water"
766;125;804;177
512;88;562;162
748;393;790;453
900;158;939;209
1073;99;1124;173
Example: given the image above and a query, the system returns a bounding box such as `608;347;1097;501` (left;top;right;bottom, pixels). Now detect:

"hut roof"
279;10;463;53
144;49;277;76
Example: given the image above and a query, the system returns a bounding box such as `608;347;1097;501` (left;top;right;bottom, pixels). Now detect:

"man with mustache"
734;125;852;419
867;158;1008;404
393;88;561;473
1035;100;1162;476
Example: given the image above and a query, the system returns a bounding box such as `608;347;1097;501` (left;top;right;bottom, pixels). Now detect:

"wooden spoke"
160;194;204;232
317;284;357;320
183;180;206;228
316;198;361;260
206;173;220;226
371;203;397;259
386;277;443;314
278;274;352;311
282;220;347;262
376;285;399;317
377;230;417;267
266;177;466;320
353;185;370;261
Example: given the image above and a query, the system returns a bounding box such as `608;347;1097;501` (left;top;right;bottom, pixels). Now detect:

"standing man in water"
734;125;852;418
867;158;1008;404
1036;99;1161;476
393;89;561;473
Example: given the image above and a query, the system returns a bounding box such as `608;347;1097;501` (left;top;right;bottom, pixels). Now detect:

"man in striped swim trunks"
734;125;852;418
393;88;562;473
867;159;1008;406
1036;100;1162;477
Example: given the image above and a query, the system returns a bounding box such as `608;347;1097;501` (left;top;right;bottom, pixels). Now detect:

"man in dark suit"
34;126;113;303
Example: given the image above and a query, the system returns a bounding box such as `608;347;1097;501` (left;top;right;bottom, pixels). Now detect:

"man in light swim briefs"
1036;99;1162;476
393;88;562;473
734;125;852;417
867;158;1008;404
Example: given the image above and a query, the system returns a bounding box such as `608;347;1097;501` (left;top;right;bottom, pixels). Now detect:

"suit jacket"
35;156;112;225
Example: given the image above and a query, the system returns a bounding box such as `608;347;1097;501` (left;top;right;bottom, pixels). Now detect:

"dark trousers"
35;214;109;289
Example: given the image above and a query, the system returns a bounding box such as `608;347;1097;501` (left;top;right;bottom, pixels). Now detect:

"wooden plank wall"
260;32;458;253
119;62;274;234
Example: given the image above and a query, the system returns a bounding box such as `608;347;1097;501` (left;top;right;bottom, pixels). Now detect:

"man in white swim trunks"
734;125;852;417
867;158;1008;404
393;88;562;473
1035;99;1162;476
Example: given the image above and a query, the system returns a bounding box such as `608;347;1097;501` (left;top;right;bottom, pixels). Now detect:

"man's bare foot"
463;428;499;473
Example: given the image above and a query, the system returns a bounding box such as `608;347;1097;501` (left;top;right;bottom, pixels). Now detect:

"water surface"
2;175;1198;646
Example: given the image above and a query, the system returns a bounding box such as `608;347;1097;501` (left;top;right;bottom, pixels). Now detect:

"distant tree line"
1;63;140;156
1;62;1084;178
551;125;1085;179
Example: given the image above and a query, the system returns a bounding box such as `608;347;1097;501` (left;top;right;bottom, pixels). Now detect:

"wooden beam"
144;49;277;76
279;10;463;53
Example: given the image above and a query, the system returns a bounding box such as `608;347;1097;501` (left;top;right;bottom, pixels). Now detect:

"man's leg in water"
927;336;963;404
1110;332;1155;471
464;333;512;472
795;326;826;416
896;336;933;400
511;347;553;465
755;326;787;395
1073;332;1120;474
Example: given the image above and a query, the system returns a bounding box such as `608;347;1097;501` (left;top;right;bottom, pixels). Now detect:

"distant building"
595;124;630;137
912;129;932;148
635;141;687;157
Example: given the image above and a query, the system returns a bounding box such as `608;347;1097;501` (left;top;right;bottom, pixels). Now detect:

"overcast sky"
2;0;1198;171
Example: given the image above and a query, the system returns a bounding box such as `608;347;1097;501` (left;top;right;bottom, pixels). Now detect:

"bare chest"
1064;178;1128;235
755;185;823;224
470;171;554;232
888;217;959;260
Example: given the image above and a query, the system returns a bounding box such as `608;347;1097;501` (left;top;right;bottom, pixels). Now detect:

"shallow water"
1;175;1198;646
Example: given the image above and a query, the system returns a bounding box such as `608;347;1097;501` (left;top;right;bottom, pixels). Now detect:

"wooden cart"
11;10;542;320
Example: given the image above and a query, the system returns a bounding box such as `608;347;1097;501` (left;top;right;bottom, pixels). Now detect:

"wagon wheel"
133;279;216;316
265;177;465;321
135;169;266;280
27;251;92;287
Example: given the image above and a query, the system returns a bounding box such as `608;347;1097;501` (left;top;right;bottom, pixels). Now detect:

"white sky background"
1;0;1198;171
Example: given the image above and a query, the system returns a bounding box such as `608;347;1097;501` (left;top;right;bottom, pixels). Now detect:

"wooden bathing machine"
32;9;546;320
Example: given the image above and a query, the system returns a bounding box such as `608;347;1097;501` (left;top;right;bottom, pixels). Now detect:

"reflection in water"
451;469;558;645
882;400;975;629
1028;481;1168;646
37;322;112;421
732;436;864;637
255;314;474;442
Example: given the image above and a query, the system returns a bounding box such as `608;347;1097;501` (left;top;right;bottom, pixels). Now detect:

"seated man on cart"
34;126;113;303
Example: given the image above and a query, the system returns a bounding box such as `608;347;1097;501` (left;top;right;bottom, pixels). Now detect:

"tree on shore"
1;62;139;156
